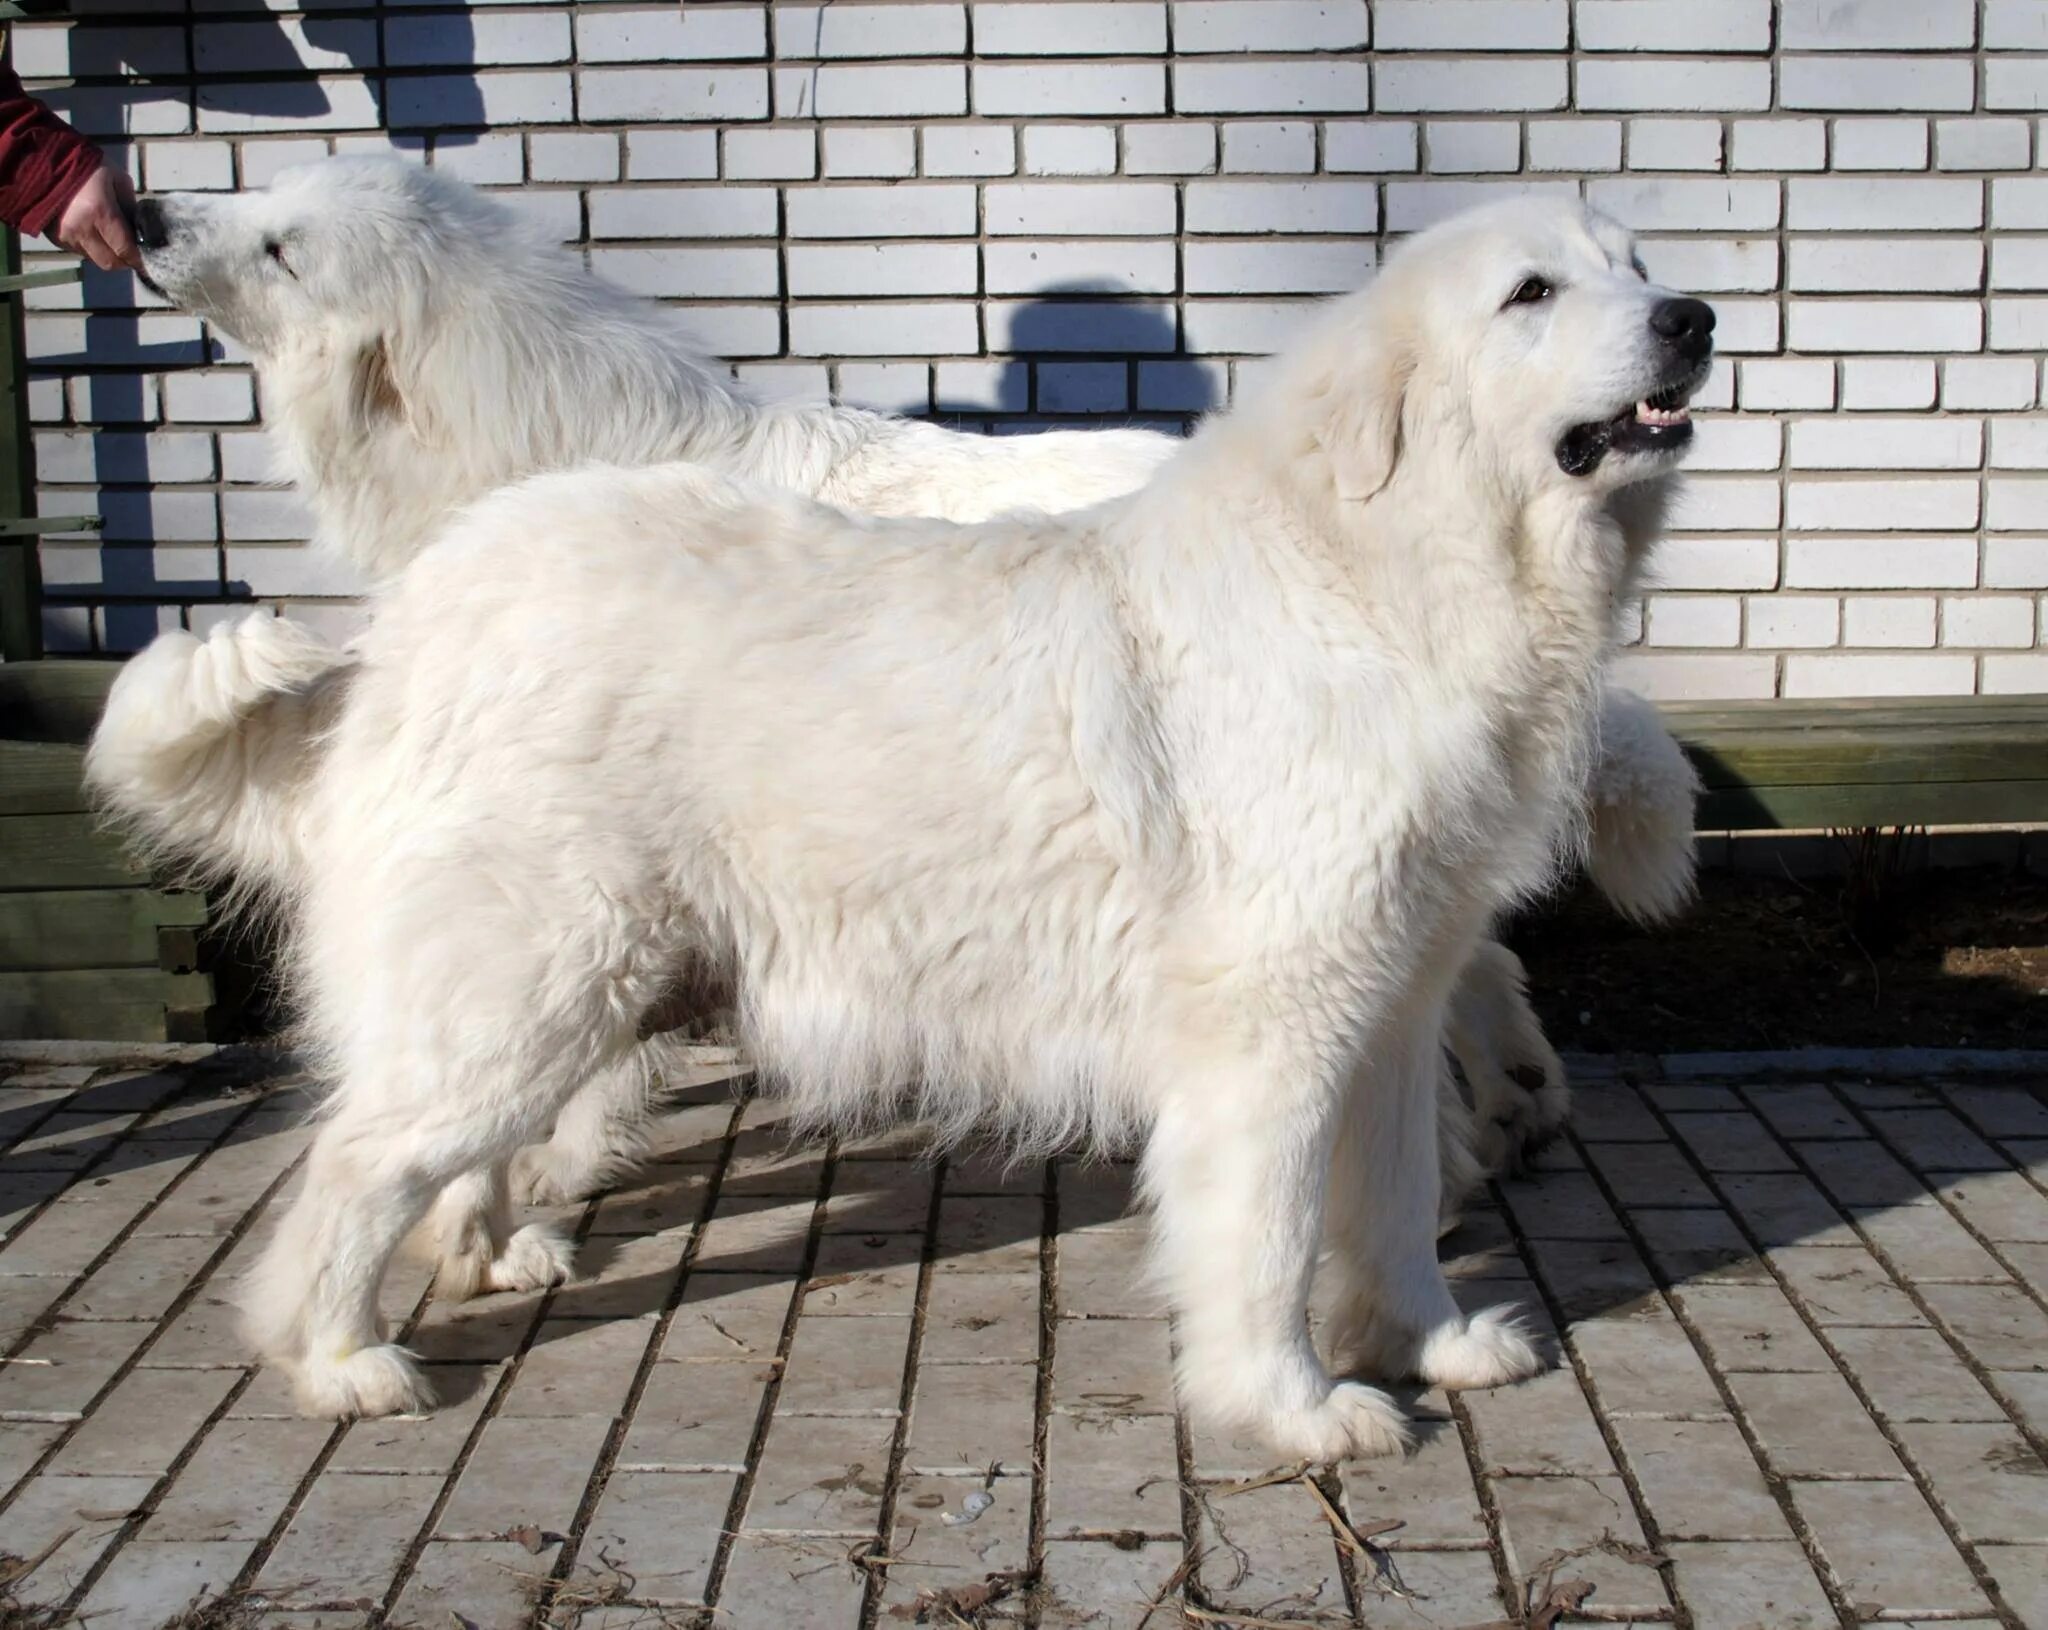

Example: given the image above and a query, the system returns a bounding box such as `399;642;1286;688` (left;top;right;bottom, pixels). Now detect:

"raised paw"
1472;1055;1572;1177
1416;1306;1545;1391
1263;1381;1413;1462
292;1342;435;1420
488;1222;575;1294
510;1140;616;1206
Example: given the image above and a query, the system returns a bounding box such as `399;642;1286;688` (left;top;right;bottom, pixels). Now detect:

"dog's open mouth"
1556;366;1708;477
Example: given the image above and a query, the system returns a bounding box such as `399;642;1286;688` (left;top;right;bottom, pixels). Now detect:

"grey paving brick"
884;1472;1033;1616
148;1416;331;1540
1572;1311;1726;1417
694;1195;817;1274
937;1195;1045;1274
1937;1168;2048;1242
1829;1325;2007;1424
1748;1085;1864;1140
1056;1161;1140;1232
1716;1172;1858;1251
256;1470;445;1605
720;1532;870;1628
746;1410;895;1534
1036;1538;1188;1629
1672;1111;1798;1173
0;1417;64;1491
503;1316;654;1417
1679;1285;1843;1376
405;1295;535;1365
1360;1547;1512;1628
578;1469;734;1601
1463;1365;1618;1476
1771;1244;1927;1326
904;1358;1036;1474
4;1318;153;1417
1613;1417;1790;1540
73;1537;255;1630
1632;1205;1771;1283
1995;1368;2048;1438
1570;1083;1668;1142
1868;1109;2010;1172
1942;1087;2048;1139
0;1271;65;1342
1524;1236;1660;1322
323;1365;498;1470
1791;1479;1991;1617
823;1157;937;1232
435;1412;613;1539
0;1196;141;1277
586;1164;708;1234
923;1269;1040;1362
1796;1139;1927;1209
1052;1316;1175;1416
1726;1371;1906;1478
47;1364;238;1476
1581;1139;1717;1208
1056;1225;1149;1317
1919;1280;2048;1369
1853;1199;2011;1282
1499;1171;1628;1240
1981;1543;2048;1627
1196;1478;1349;1619
777;1310;911;1414
1666;1539;1839;1630
62;1231;219;1322
805;1230;923;1314
1894;1421;2048;1542
1339;1401;1485;1545
0;1473;158;1607
660;1272;795;1361
390;1539;544;1630
1043;1411;1181;1537
555;1230;689;1320
1493;1473;1671;1617
618;1358;775;1471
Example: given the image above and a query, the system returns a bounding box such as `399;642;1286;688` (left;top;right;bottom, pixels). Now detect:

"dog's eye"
264;239;293;275
1506;276;1552;307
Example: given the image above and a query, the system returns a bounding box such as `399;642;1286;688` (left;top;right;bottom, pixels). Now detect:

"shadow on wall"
990;283;1216;427
46;13;483;150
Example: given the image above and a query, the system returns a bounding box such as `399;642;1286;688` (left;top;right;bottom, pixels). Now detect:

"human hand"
53;165;141;272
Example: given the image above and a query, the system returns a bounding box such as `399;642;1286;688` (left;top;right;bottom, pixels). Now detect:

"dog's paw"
1264;1381;1413;1462
293;1343;435;1420
490;1222;575;1293
1417;1306;1545;1391
510;1141;617;1206
1472;1056;1572;1177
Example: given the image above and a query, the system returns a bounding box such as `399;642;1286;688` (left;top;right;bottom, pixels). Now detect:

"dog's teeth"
1633;400;1691;427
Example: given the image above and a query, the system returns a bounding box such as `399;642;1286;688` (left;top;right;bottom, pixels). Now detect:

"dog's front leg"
1140;1043;1411;1461
1323;1004;1547;1391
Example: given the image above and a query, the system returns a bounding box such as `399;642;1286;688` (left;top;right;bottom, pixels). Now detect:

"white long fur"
97;197;1702;1451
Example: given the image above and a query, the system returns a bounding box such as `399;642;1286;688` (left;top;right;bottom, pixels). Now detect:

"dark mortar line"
854;1151;946;1630
1022;1155;1060;1630
1485;1158;1688;1629
521;1079;754;1630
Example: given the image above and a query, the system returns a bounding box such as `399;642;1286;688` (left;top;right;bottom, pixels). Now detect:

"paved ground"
3;1048;2048;1629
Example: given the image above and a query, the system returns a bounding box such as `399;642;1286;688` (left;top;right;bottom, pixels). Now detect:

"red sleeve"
0;66;102;239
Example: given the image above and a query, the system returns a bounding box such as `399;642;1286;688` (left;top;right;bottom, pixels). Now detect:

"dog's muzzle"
131;196;170;251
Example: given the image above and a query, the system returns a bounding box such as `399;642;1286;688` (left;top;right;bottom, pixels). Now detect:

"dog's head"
132;156;508;360
1307;196;1713;509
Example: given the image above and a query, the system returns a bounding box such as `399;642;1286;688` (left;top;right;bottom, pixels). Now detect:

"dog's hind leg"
1447;940;1569;1177
509;1050;657;1206
1141;1036;1411;1462
421;1157;574;1302
1323;1007;1546;1394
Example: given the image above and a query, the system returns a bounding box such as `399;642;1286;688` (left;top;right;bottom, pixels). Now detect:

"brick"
1784;652;1977;696
1220;121;1315;175
1787;176;1982;230
1183;239;1372;295
580;1471;732;1598
194;20;354;75
1741;596;1834;648
1588;177;1781;231
1043;1412;1180;1536
1337;1402;1485;1543
388;72;573;130
775;64;964;119
1528;117;1622;171
388;13;570;67
1665;1542;1841;1630
1786;479;1979;532
921;125;1014;178
935;361;1030;412
1782;0;1976;49
1494;1475;1670;1615
824;126;916;178
1989;59;2048;108
1629;117;1723;171
1991;475;2048;526
1184;179;1376;235
575;6;767;63
788;243;975;298
975;63;1166;119
1842;595;1939;648
1943;595;2036;646
257;1472;443;1603
1464;1365;1617;1476
1841;358;1941;410
1374;0;1564;51
1579;59;1772;112
1834;116;1931;170
1322;120;1418;173
1173;61;1369;115
1024;124;1118;177
1425;119;1519;174
1783;56;1977;111
1122;122;1216;176
1573;1312;1726;1416
1791;417;1980;470
1378;59;1565;113
1676;1283;1837;1372
1173;1;1366;51
976;2;1165;55
774;4;967;58
436;1414;613;1537
1792;1481;1991;1617
1580;0;1772;52
1194;1480;1349;1618
1727;1371;1905;1477
1731;118;1827;172
903;1360;1036;1473
1988;0;2048;48
1614;1417;1788;1541
722;129;814;182
1791;235;1982;294
1938;116;2033;170
788;185;976;238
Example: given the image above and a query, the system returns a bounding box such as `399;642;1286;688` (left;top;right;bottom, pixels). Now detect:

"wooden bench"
1664;695;2048;833
0;659;224;1042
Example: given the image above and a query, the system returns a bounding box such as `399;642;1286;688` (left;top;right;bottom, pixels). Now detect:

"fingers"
53;167;145;272
96;207;141;272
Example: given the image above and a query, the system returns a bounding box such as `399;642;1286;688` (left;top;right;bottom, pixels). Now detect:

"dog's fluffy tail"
1585;687;1701;925
85;612;346;900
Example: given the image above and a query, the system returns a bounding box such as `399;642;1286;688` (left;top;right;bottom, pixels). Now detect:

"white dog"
93;197;1710;1452
109;158;1694;1291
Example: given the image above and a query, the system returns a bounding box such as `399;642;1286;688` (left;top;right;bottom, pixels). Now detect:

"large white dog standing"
93;194;1710;1452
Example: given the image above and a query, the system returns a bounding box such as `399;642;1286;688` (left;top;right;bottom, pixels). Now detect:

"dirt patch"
1511;862;2048;1056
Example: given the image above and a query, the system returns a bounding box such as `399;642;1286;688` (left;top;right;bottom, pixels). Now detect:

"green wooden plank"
1682;733;2048;791
0;813;148;890
1696;778;2048;833
0;739;89;814
1663;697;2048;732
0;658;117;742
0;887;207;972
0;967;215;1044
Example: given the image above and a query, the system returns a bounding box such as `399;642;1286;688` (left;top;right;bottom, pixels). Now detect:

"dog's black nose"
131;196;169;251
1650;296;1715;360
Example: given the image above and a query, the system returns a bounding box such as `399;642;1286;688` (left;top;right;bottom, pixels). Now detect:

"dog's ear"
1311;311;1414;505
346;338;405;434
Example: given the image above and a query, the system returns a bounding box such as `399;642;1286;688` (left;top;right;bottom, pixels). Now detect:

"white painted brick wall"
20;2;2048;699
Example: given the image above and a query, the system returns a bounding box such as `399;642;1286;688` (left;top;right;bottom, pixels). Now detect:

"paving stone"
1463;1364;1617;1476
324;1364;498;1469
719;1530;870;1628
1827;1324;2005;1424
1056;1225;1150;1317
1631;1205;1771;1283
1333;1398;1483;1546
585;1164;708;1235
1943;1170;2048;1243
1717;1172;1858;1251
746;1410;896;1534
923;1269;1041;1362
1036;1538;1187;1629
936;1195;1044;1274
1043;1411;1181;1537
805;1229;923;1313
1796;1139;1926;1209
1980;1543;2048;1627
578;1469;734;1602
137;1133;303;1237
1581;1139;1717;1207
883;1471;1033;1614
777;1310;911;1413
660;1271;795;1361
3;1317;152;1416
0;1417;64;1490
1352;1547;1511;1628
694;1195;817;1274
1052;1316;1174;1417
1942;1087;2048;1139
1670;1110;1795;1172
1894;1421;2048;1543
1570;1083;1667;1142
1997;1238;2048;1298
1195;1477;1350;1618
391;1539;546;1630
1770;1244;1926;1326
149;1416;332;1539
1499;1171;1628;1240
1749;1085;1864;1140
823;1157;937;1232
1492;1473;1670;1617
1666;1539;1839;1630
1571;1311;1726;1417
9;1109;140;1169
0;1168;68;1235
0;1473;157;1606
1867;1109;2009;1173
617;1358;775;1470
256;1470;445;1606
1726;1371;1905;1478
437;1412;614;1537
0;1270;65;1340
72;1537;255;1630
1524;1236;1661;1322
1790;1479;1991;1618
0;1196;139;1277
1673;1283;1837;1372
1919;1281;2048;1370
1056;1161;1139;1233
947;1146;1047;1196
1994;1368;2048;1437
47;1364;239;1475
1855;1199;2011;1283
504;1316;654;1416
554;1230;689;1320
905;1358;1036;1474
63;1231;220;1321
404;1294;535;1364
1614;1416;1788;1540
